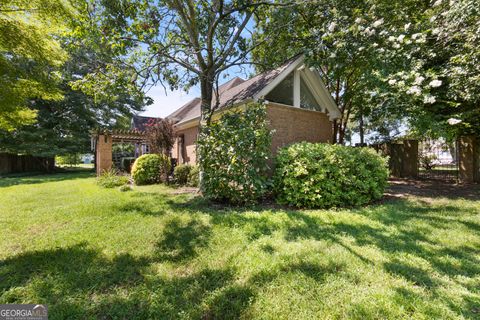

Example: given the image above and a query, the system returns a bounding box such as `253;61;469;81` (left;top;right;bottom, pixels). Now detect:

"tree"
74;0;291;126
0;0;72;130
144;118;175;155
253;0;429;144
382;0;480;137
0;31;148;157
74;0;291;188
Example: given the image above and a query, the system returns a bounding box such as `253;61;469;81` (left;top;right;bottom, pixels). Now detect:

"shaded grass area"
1;172;479;319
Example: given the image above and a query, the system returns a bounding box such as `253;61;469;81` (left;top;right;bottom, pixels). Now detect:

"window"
266;74;293;106
300;77;320;111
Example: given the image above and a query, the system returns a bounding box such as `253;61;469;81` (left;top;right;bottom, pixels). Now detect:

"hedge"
274;142;388;208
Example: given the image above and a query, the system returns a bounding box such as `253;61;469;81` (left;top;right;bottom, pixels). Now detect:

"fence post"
96;134;113;175
475;137;480;183
458;135;476;183
402;140;418;178
389;143;402;177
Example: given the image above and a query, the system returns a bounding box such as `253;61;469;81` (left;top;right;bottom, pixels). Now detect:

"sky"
140;86;198;118
140;19;256;119
140;64;255;118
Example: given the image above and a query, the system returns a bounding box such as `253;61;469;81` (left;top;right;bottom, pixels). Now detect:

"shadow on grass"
155;217;211;262
0;171;93;188
158;194;480;318
4;181;479;318
0;242;255;319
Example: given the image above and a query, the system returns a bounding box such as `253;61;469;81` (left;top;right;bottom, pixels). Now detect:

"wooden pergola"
91;129;148;175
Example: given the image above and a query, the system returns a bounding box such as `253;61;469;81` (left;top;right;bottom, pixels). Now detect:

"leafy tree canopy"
0;4;149;157
0;0;73;130
254;0;480;142
72;0;288;125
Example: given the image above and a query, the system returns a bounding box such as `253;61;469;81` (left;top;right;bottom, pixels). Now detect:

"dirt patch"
385;178;480;201
170;187;199;195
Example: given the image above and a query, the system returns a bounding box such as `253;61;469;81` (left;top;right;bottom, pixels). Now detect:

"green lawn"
1;172;479;319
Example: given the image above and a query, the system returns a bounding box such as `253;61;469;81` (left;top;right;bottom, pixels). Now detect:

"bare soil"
386;178;480;201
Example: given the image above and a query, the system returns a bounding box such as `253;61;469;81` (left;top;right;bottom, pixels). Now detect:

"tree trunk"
338;122;346;145
359;116;364;145
332;120;338;144
197;71;215;192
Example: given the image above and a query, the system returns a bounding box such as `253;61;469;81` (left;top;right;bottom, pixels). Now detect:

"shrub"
121;157;136;172
56;153;82;167
274;142;389;208
131;154;171;185
197;102;273;204
119;184;132;192
187;165;199;187
144;118;175;155
174;164;192;185
173;164;199;187
97;168;129;188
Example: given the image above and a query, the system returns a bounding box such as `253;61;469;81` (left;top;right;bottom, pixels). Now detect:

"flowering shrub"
274;142;388;208
197;103;273;204
131;154;170;185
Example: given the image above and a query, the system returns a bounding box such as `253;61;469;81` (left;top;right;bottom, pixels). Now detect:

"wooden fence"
0;153;55;175
371;136;479;183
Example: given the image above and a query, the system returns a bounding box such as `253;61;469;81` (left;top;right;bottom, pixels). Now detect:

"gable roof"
167;55;340;125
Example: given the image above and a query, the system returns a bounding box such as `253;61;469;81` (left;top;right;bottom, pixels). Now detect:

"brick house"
168;55;341;165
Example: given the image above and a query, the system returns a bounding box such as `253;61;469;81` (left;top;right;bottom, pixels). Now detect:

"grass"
1;172;479;319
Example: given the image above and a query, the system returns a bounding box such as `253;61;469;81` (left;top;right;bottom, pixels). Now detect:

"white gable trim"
254;55;305;100
302;68;341;120
254;55;341;121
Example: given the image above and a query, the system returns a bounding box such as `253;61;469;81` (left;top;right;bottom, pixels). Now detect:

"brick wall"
172;126;198;165
266;102;332;154
172;103;333;165
96;134;112;175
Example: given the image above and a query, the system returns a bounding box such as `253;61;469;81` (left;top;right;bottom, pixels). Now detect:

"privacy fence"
372;136;479;183
0;153;55;175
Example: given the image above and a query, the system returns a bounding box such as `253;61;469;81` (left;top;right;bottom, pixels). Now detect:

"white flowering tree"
255;0;480;141
254;0;429;143
382;0;480;137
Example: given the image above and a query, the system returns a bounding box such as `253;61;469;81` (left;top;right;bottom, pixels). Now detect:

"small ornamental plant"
173;164;199;187
96;168;129;188
274;142;389;208
173;164;192;185
197;102;273;205
131;154;171;185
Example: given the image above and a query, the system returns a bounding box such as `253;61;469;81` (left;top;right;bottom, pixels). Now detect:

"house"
130;115;163;156
167;55;341;165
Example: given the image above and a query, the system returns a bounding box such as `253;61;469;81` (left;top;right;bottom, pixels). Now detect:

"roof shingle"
167;56;300;125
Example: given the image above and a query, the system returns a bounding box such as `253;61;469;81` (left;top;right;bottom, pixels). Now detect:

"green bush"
173;164;199;187
174;164;192;185
131;154;171;185
119;184;132;192
56;153;82;167
97;168;130;188
121;157;136;172
274;142;389;208
187;165;199;187
197;103;273;204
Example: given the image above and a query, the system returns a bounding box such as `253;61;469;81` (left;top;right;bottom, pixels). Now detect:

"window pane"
266;74;293;106
300;77;320;110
